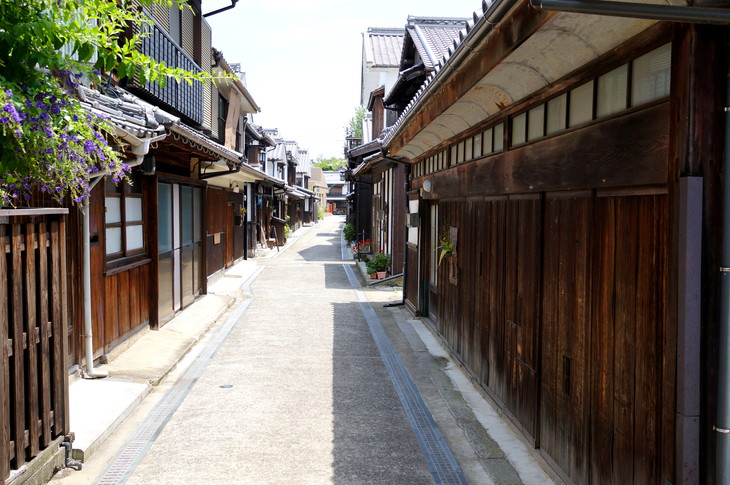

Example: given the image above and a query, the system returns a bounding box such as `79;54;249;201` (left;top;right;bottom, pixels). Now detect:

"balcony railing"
130;21;203;126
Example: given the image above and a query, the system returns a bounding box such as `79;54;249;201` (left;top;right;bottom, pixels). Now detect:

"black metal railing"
131;22;203;125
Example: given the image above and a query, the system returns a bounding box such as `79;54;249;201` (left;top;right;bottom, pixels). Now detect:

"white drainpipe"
82;131;166;378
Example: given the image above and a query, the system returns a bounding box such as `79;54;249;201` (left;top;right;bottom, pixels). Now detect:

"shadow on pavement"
329;302;433;484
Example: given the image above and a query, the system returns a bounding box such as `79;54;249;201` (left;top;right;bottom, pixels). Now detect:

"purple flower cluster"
0;79;129;206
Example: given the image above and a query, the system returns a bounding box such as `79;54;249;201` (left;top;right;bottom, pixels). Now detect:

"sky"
204;0;482;160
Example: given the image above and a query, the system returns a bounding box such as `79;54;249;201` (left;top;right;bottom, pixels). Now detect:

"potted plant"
366;252;391;279
343;223;356;243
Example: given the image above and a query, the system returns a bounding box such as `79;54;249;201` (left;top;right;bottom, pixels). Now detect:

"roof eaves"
383;0;516;152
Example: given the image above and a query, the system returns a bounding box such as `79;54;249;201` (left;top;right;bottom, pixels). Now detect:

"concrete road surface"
124;218;433;484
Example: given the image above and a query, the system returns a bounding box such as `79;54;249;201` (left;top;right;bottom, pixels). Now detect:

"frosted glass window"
158;254;173;317
528;105;545;141
125;197;142;222
193;188;201;242
632;43;671;107
439;152;445;170
181;186;192;246
105;197;121;224
512;113;527;146
597;64;628;117
105;227;122;255
158;183;172;253
547;94;567;134
483;128;493;154
473;133;483;158
450;145;457;166
465;138;473;161
569;81;594;127
457;141;464;163
126;225;144;251
494;124;504;151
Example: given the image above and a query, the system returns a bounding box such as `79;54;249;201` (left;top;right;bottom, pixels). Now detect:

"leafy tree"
347;105;366;139
0;0;224;206
313;156;346;171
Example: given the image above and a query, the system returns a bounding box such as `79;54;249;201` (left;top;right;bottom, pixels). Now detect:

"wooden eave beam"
389;2;554;155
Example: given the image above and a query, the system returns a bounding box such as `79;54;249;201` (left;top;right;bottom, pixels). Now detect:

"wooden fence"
0;209;70;482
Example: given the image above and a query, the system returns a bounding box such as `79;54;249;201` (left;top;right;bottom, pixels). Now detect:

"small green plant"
284;224;291;239
437;235;454;266
343;223;356;243
366;252;391;274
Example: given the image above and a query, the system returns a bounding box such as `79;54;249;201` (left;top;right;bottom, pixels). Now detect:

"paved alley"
49;216;553;485
119;217;438;484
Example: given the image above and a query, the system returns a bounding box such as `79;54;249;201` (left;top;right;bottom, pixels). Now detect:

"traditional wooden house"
324;169;349;215
309;167;329;217
379;1;730;484
347;26;404;246
242;123;277;254
348;17;467;274
199;52;284;277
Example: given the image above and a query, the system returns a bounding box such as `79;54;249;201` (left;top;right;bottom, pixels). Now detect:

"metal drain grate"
94;293;257;485
343;264;468;485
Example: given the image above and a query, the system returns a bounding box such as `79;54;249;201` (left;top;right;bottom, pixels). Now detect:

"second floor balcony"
128;21;204;126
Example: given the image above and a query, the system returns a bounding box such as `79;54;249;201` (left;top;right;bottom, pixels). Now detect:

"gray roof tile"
364;27;404;67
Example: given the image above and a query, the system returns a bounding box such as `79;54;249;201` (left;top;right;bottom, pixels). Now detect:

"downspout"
530;0;730;25
203;0;238;18
82;131;166;379
716;56;730;485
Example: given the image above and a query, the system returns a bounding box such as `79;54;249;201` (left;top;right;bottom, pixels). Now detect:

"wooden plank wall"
430;191;670;484
206;187;228;277
102;264;150;348
1;213;69;482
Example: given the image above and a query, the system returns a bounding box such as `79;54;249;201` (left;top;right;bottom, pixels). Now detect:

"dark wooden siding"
391;165;406;275
426;190;670;484
414;97;674;483
588;194;668;485
102;264;150;348
540;192;591;483
206;187;228;277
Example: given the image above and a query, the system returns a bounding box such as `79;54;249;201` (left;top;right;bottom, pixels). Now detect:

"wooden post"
11;223;25;468
0;224;10;480
50;220;64;438
24;223;39;457
37;223;51;448
58;216;69;435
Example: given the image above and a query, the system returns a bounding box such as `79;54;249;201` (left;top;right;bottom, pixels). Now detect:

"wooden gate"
0;209;70;482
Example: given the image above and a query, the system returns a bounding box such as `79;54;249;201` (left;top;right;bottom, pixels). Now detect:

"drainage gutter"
530;0;730;25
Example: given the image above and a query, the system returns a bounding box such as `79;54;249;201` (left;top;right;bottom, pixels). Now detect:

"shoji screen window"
105;173;145;262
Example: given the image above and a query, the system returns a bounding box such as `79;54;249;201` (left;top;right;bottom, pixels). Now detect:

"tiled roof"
383;1;512;148
77;85;167;139
406;17;468;69
296;149;312;176
364;27;404;67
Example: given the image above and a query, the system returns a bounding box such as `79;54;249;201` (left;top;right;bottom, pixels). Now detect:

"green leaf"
104;52;116;72
77;43;93;62
157;75;167;89
116;62;127;80
138;67;148;85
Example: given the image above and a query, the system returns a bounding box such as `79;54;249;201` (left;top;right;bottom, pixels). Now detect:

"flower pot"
376;271;386;279
369;273;376;279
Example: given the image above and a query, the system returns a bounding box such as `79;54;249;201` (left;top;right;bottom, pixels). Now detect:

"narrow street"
121;216;437;484
48;215;545;485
